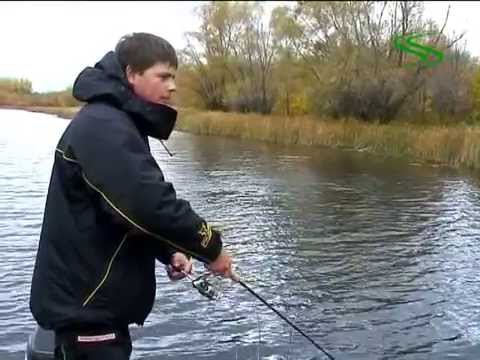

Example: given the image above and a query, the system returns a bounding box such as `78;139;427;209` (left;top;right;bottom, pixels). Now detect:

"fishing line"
182;270;336;360
234;276;335;360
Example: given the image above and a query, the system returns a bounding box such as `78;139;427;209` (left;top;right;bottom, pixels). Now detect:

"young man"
29;32;235;360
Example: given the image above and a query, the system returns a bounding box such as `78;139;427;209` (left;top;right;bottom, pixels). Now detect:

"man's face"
126;62;176;106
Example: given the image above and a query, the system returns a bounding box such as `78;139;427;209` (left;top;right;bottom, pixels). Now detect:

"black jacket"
29;51;222;330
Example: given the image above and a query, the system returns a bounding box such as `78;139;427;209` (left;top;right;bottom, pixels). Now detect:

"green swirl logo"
393;33;444;68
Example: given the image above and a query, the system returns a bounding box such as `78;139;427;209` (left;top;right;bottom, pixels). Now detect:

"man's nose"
168;80;176;92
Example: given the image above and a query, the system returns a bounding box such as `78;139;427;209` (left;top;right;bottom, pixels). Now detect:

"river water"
0;108;480;360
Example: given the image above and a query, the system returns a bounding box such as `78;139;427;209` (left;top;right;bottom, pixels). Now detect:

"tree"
271;1;468;122
183;1;278;114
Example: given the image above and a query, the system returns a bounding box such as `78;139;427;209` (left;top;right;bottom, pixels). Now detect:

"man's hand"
206;250;238;281
166;252;193;281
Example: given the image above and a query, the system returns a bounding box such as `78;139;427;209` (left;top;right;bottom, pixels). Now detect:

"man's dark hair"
115;32;178;74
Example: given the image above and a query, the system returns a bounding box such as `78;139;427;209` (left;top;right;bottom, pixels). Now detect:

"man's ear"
125;65;135;85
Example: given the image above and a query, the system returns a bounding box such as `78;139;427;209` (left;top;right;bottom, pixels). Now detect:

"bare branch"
445;32;466;50
434;4;450;45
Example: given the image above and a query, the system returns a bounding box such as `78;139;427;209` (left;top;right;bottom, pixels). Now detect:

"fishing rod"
181;269;336;360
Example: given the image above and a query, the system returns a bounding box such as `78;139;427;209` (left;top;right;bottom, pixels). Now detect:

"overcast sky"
1;1;478;92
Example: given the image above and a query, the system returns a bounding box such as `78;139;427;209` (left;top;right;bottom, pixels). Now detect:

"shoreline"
2;105;479;173
0;105;79;119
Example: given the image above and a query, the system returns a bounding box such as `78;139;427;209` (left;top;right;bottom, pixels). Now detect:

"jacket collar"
72;51;177;140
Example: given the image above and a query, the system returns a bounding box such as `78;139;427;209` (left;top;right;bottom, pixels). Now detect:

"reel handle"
230;269;241;283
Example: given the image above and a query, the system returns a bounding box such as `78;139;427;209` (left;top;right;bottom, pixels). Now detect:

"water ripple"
1;110;480;359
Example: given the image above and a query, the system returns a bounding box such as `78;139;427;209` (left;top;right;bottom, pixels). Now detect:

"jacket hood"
72;51;177;140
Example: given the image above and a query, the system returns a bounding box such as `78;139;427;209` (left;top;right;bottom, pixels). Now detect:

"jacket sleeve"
67;107;222;263
154;243;177;266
